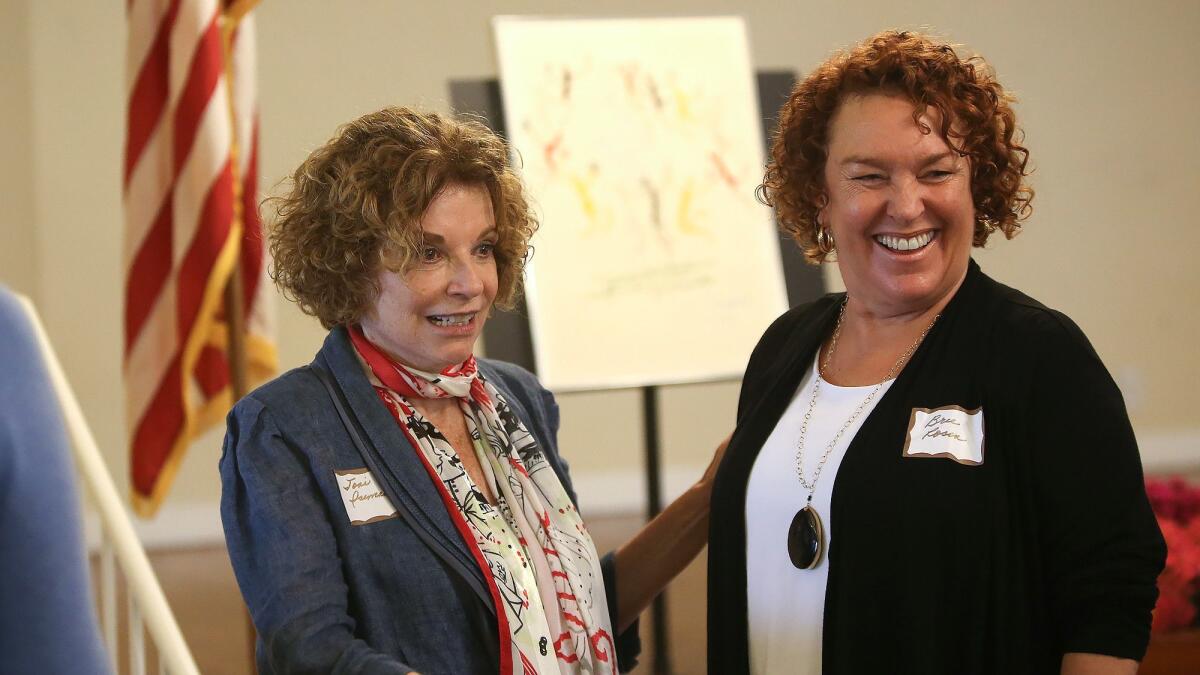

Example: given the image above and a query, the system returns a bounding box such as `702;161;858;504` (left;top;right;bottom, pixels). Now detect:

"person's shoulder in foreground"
0;285;111;674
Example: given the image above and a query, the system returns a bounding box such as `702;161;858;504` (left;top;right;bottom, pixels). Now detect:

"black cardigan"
708;260;1165;674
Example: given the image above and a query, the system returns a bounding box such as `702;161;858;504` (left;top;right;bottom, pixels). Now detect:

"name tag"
902;406;985;465
334;467;398;525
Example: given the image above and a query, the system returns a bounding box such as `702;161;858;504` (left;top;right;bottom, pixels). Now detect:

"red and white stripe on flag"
124;0;275;517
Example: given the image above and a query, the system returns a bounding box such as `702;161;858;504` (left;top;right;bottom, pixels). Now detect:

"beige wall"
5;0;1197;522
0;0;35;298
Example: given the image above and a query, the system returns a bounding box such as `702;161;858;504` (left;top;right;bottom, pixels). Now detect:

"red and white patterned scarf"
350;327;617;675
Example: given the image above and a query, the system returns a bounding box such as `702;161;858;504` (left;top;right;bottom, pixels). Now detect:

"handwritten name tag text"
903;406;984;465
334;467;398;525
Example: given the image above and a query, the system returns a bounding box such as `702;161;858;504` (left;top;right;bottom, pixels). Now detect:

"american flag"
123;0;275;516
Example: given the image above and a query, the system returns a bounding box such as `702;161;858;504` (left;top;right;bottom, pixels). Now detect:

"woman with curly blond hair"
707;31;1164;674
220;107;720;675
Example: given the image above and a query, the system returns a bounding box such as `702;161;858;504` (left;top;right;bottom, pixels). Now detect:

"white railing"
18;295;201;675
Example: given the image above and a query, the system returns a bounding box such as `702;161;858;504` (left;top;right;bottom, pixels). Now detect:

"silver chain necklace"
786;298;940;570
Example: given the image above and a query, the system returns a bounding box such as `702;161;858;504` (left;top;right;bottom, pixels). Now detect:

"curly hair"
267;107;537;328
759;30;1034;263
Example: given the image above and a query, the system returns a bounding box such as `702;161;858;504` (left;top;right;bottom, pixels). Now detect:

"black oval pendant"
788;505;825;570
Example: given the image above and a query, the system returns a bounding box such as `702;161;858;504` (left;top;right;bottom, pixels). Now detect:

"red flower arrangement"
1146;477;1200;632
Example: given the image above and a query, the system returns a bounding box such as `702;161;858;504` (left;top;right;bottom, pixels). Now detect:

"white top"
745;355;893;675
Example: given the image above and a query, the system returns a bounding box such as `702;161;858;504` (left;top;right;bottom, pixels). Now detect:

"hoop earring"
978;215;998;233
816;227;836;255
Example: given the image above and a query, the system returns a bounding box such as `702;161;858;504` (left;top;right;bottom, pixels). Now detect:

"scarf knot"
349;326;490;404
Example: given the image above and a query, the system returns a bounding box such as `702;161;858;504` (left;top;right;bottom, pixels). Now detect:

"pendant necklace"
787;298;941;570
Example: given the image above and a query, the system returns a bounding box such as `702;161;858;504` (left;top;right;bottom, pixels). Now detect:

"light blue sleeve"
0;286;111;674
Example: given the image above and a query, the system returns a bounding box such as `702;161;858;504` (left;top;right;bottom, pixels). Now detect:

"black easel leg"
642;385;671;674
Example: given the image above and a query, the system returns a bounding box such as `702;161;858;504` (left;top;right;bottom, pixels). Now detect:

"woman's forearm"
612;482;711;631
611;436;728;631
1060;653;1138;675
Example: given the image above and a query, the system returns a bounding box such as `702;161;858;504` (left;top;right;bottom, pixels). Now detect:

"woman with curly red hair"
707;31;1164;674
220;107;720;675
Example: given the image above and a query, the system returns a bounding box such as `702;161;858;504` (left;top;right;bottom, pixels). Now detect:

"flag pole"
219;2;256;404
223;271;248;399
219;2;260;667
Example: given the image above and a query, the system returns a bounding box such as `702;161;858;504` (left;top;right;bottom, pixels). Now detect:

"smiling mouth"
875;231;936;252
427;313;476;327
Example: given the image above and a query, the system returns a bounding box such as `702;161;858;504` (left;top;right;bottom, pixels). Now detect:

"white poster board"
494;16;789;390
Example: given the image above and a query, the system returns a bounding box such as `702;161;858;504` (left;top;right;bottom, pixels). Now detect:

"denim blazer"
220;327;638;674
